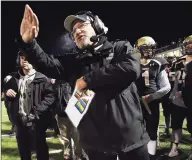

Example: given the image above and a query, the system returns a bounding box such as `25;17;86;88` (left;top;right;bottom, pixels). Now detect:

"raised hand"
20;4;39;43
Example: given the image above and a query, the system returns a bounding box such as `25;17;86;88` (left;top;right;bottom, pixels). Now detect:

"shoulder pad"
153;57;169;71
154;57;169;66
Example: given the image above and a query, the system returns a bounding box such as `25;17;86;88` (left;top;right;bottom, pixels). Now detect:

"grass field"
1;101;192;160
1;101;63;160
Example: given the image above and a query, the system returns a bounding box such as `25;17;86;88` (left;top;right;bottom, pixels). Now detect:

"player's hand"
143;94;153;103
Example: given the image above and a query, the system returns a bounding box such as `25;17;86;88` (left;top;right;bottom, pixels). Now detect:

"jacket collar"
32;72;48;83
76;36;113;59
17;69;47;83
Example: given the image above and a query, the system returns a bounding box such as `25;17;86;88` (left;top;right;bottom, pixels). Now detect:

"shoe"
167;149;179;157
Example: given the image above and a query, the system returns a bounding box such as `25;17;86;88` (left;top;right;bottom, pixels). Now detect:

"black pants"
4;100;18;132
161;97;172;118
142;101;160;140
16;114;50;160
83;145;150;160
171;104;187;130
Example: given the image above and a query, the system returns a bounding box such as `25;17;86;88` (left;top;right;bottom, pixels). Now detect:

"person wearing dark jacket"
161;60;175;137
167;59;189;158
16;5;150;160
184;60;192;134
3;74;18;136
51;78;82;160
181;35;192;160
182;35;192;135
4;51;56;160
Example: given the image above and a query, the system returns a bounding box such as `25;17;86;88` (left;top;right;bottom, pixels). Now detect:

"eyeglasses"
71;22;91;35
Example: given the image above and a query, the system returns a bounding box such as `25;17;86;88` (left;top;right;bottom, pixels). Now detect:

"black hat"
64;13;92;33
18;50;28;57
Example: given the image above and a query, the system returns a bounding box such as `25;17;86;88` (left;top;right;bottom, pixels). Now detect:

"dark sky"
1;1;192;81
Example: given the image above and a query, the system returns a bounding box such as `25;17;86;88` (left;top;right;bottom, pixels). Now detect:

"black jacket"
17;36;149;152
4;73;19;124
4;71;56;123
183;61;192;109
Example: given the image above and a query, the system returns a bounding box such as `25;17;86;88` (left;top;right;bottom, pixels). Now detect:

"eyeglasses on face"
71;22;91;35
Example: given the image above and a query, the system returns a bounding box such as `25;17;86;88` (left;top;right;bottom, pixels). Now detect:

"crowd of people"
2;4;192;160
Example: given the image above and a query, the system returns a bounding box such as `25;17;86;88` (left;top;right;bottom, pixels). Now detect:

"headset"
74;11;108;35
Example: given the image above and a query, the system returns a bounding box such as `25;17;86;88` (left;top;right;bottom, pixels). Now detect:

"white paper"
65;88;95;128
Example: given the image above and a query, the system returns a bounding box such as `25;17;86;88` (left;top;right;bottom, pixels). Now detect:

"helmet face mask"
138;45;155;58
136;36;157;59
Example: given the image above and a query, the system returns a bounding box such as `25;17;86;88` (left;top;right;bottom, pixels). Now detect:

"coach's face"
72;20;96;49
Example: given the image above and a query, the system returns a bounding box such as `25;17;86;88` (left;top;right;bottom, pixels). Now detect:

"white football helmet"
135;36;157;58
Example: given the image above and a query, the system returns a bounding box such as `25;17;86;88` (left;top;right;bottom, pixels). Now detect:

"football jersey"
175;62;186;91
167;68;176;89
136;57;168;96
171;62;187;108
